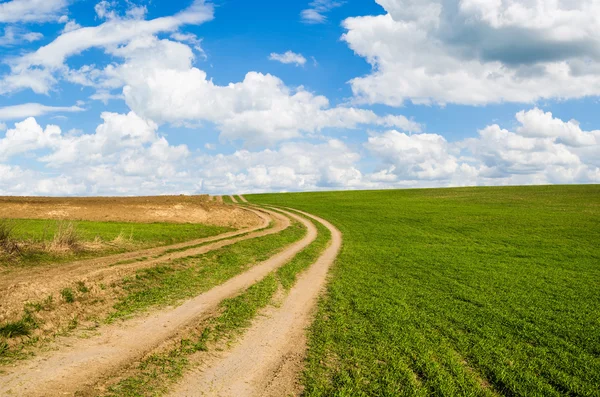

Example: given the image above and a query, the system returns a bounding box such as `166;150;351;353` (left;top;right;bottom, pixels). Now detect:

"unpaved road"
0;208;278;323
238;195;249;203
168;209;341;397
230;195;238;203
0;210;317;397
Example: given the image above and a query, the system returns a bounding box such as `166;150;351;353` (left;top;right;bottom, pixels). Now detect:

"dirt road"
0;210;317;397
238;195;249;203
168;209;341;397
230;195;238;203
0;208;280;323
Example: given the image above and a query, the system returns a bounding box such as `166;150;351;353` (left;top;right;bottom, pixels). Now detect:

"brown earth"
0;209;317;397
0;195;256;228
168;209;341;397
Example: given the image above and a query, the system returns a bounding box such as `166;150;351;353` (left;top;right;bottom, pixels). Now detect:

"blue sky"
0;0;599;195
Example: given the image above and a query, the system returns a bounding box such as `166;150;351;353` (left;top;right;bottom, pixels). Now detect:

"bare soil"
0;209;318;397
0;195;256;228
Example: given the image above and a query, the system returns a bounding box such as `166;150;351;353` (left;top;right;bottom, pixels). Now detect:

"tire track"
0;208;278;322
230;195;238;203
0;210;317;397
238;195;249;203
168;208;341;397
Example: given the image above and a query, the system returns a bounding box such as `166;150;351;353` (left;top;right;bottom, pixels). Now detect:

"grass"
104;212;333;396
0;219;231;268
60;288;75;303
107;218;307;321
248;185;600;396
222;195;234;204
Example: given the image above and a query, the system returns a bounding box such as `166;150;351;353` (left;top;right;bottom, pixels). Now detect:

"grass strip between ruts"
104;209;331;397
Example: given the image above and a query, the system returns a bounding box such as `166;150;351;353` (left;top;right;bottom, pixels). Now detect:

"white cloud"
366;108;600;186
0;27;43;47
269;51;307;66
0;0;67;23
58;15;82;33
1;0;214;94
366;131;465;180
0;117;62;160
0;103;84;120
107;37;419;146
301;0;343;24
1;108;598;195
343;0;600;106
195;139;364;193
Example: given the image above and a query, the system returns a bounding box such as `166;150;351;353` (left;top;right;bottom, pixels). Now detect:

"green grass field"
248;185;600;396
0;219;231;268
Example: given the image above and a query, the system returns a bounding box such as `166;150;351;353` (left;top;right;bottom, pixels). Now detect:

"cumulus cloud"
0;0;68;23
1;0;214;94
103;36;419;146
301;0;343;24
366;108;600;186
0;103;84;120
269;51;307;66
1;108;598;195
0;112;191;195
343;0;600;106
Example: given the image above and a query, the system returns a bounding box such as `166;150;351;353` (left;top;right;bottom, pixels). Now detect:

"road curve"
0;209;317;397
168;208;342;397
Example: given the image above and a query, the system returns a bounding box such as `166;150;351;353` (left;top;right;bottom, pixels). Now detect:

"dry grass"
0;219;20;256
48;221;80;252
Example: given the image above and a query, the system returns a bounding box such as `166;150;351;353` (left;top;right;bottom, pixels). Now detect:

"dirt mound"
0;195;256;229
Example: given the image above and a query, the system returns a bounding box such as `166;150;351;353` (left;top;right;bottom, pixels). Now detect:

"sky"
0;0;599;196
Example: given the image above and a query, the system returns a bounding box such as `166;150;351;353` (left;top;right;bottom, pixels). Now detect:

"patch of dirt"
168;209;342;397
0;209;317;397
0;195;256;229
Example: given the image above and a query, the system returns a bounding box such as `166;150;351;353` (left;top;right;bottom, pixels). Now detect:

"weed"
61;288;75;303
0;319;30;338
51;220;80;251
0;219;19;255
76;281;89;293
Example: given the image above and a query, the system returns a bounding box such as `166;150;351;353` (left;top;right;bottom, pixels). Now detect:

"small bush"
51;221;80;251
61;288;75;303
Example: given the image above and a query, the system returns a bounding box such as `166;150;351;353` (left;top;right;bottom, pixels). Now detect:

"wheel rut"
0;209;317;397
168;208;342;397
0;208;275;322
